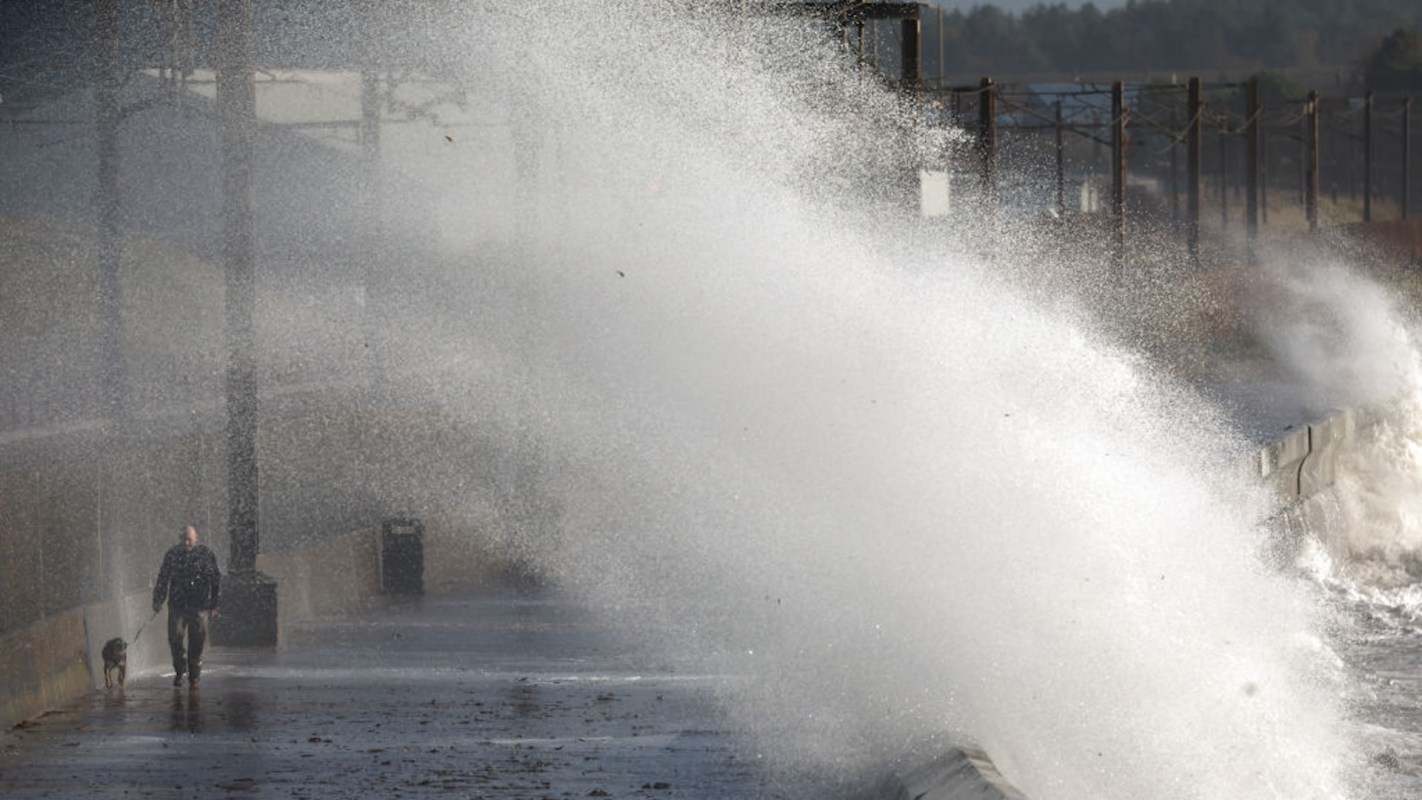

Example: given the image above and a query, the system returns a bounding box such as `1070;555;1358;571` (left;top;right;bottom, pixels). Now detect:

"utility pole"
1219;126;1228;229
1329;107;1339;206
1187;77;1202;268
359;0;384;386
978;76;996;211
1110;80;1127;280
1305;90;1320;232
1169;108;1179;222
216;0;277;648
1055;99;1066;219
900;16;921;212
1363;91;1373;223
1244;76;1259;263
937;5;944;83
1260;111;1269;225
1403;96;1411;220
900;16;920;97
96;0;124;421
94;0;123;606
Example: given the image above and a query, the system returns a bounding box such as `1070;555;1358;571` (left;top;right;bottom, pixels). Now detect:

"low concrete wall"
255;527;382;639
0;396;502;727
419;509;518;592
0;589;170;728
0;512;516;728
252;512;516;636
0;610;88;729
0;537;384;727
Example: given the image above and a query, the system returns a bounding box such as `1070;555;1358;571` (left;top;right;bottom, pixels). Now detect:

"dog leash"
131;608;161;643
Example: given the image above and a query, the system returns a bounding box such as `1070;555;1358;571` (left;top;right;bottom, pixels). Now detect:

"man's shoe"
173;674;184;687
188;680;199;690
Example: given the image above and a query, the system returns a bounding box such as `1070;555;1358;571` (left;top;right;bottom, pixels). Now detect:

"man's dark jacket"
153;544;222;611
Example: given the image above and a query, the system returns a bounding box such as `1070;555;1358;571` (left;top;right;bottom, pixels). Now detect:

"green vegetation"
928;0;1421;80
1360;27;1422;91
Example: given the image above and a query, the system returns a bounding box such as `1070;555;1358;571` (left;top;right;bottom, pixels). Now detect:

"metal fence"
915;75;1420;268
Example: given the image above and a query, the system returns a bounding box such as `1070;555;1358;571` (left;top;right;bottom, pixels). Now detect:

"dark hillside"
927;0;1421;79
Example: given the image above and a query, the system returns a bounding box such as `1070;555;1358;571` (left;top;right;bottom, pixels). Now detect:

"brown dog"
101;638;127;688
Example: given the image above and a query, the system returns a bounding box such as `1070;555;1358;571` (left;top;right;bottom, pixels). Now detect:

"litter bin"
380;517;424;594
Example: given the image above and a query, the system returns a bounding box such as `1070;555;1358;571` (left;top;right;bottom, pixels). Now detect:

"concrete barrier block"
256;527;382;625
888;746;1029;800
0;610;94;728
0;632;40;727
1298;410;1353;499
257;551;311;627
1256;426;1311;502
312;530;374;616
352;528;380;597
34;611;91;711
1257;426;1309;480
0;471;45;633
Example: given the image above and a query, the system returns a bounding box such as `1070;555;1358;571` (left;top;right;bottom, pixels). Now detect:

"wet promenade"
0;587;802;800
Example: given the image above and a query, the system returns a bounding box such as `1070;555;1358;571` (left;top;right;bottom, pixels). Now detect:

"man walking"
153;524;221;689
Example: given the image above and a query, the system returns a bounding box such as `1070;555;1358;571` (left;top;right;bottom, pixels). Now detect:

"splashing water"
1258;260;1422;601
377;3;1371;798
1244;257;1422;797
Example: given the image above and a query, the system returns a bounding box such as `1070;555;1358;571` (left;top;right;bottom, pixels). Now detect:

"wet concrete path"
0;586;799;799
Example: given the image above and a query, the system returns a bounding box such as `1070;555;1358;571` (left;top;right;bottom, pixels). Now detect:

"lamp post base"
212;571;278;647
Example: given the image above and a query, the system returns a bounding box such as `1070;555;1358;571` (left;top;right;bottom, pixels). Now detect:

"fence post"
1187;76;1202;269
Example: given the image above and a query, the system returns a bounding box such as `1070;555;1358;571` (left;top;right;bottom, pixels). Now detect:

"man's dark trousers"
168;607;208;681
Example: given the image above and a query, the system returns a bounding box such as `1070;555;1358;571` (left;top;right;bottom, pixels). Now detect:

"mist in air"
9;1;1412;798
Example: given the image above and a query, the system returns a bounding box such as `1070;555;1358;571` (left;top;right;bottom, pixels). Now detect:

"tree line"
926;0;1421;86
